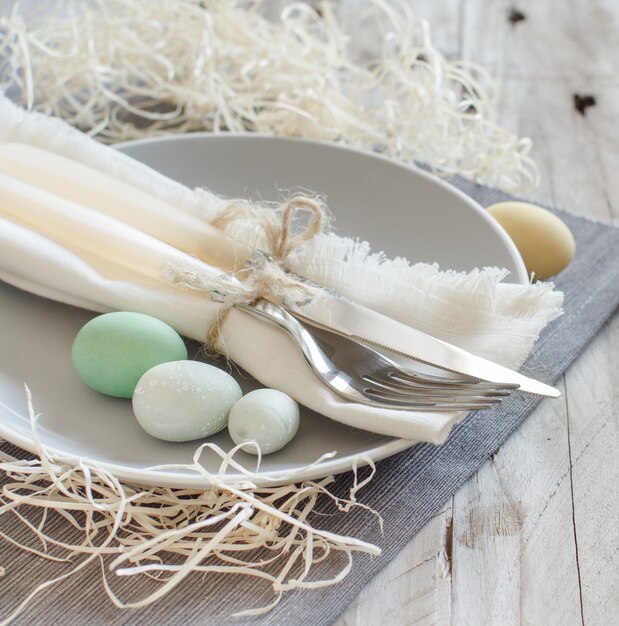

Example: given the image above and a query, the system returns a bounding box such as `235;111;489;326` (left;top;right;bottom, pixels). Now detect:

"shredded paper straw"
0;0;539;192
0;387;382;622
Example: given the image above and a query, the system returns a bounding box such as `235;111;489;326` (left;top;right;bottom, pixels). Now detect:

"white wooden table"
334;1;619;624
1;3;614;624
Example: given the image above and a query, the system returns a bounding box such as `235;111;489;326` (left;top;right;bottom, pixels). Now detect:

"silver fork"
237;299;517;411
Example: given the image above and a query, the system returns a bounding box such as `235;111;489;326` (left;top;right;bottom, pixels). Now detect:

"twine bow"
166;194;327;353
211;195;325;264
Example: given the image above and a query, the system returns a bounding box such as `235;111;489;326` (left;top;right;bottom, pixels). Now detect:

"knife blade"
282;296;560;398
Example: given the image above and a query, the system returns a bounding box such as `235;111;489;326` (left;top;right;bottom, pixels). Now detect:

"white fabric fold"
0;96;564;443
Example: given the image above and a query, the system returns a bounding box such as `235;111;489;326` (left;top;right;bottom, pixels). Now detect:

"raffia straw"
0;387;382;623
0;0;539;192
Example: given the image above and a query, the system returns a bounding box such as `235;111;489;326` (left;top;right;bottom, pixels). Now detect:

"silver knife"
282;296;560;398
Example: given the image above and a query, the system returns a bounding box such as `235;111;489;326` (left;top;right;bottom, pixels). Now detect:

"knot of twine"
166;194;328;354
212;194;326;264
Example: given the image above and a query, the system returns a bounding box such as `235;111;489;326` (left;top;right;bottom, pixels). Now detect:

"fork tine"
363;386;503;406
361;376;510;407
388;369;520;390
363;375;513;399
363;373;513;396
360;388;502;412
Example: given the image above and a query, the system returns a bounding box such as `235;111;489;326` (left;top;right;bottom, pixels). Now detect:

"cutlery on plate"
235;298;519;411
216;254;560;399
283;296;560;398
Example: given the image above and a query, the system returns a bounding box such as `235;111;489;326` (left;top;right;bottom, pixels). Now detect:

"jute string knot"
212;194;326;263
166;195;328;354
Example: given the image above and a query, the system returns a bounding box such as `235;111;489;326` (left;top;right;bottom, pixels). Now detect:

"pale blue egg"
228;389;300;455
133;361;242;442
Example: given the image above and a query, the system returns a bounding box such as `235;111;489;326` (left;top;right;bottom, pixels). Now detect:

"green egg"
71;312;188;398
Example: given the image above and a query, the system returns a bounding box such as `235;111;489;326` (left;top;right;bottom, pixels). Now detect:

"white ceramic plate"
0;135;526;487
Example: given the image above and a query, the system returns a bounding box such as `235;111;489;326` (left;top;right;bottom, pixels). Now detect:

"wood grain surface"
335;1;619;624
0;2;615;625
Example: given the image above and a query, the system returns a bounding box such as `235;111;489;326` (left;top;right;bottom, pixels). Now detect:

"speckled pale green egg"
487;201;575;280
228;389;300;455
132;361;243;442
72;312;188;398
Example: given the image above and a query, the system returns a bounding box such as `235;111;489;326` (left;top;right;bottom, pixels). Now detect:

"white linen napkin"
0;97;563;443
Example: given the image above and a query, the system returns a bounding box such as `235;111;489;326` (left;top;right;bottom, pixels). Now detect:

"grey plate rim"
116;131;529;285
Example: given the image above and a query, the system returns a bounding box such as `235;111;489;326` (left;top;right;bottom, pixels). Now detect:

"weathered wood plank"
565;316;619;626
462;0;619;79
450;1;619;623
551;63;619;626
337;503;453;626
338;0;619;624
451;378;583;625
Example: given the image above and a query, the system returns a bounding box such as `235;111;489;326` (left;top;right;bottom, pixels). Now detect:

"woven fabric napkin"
1;181;617;625
0;97;563;443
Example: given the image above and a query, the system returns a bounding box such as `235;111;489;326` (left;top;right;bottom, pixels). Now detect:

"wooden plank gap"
444;513;454;577
565;373;586;626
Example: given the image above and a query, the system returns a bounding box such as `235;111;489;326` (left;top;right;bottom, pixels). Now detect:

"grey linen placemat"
1;179;618;625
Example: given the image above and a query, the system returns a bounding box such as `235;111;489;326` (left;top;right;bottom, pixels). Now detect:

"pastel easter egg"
228;389;300;455
72;311;187;398
132;360;242;442
487;201;575;280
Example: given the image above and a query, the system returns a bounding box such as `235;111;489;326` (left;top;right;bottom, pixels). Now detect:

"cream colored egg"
487;202;575;280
